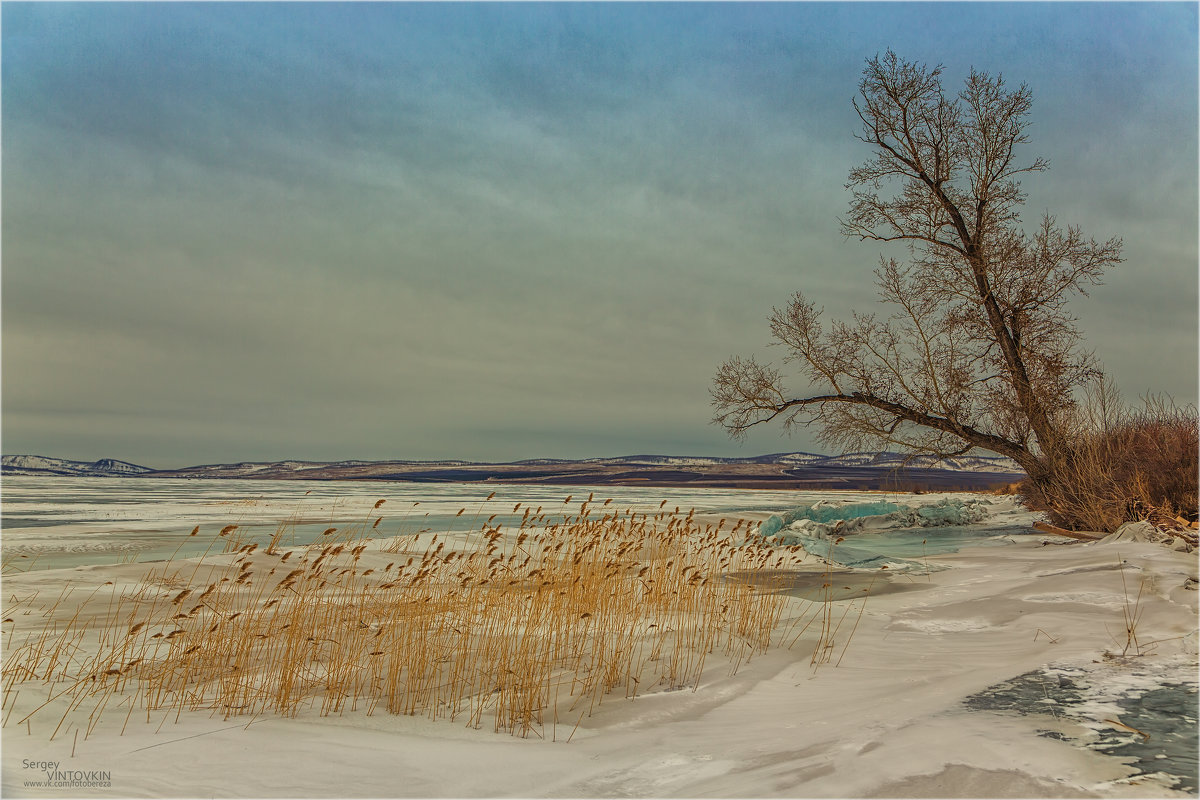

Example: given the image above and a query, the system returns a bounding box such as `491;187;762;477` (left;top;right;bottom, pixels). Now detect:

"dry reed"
3;495;825;741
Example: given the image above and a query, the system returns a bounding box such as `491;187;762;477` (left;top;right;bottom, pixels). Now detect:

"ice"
752;497;1002;572
757;497;992;542
4;480;1195;798
757;500;904;538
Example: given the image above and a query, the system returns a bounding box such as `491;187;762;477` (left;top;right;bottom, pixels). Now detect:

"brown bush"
1020;394;1198;532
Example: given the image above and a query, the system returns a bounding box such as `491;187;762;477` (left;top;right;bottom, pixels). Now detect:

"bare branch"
711;51;1122;473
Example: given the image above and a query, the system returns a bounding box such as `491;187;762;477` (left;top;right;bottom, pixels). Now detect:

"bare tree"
712;51;1122;475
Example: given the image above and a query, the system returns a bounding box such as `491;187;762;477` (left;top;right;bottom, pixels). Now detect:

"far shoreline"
101;463;1024;493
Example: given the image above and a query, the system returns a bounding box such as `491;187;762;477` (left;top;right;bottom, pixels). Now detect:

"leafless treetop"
713;51;1123;473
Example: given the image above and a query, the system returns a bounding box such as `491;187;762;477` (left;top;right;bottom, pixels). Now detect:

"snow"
2;481;1194;798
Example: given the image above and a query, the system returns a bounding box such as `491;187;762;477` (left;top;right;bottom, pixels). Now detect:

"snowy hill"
1;455;154;476
594;452;1023;473
2;450;1024;480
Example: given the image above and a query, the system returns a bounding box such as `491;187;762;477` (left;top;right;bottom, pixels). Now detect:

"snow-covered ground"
2;480;1196;797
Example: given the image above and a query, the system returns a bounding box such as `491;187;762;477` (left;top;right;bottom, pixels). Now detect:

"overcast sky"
3;2;1196;468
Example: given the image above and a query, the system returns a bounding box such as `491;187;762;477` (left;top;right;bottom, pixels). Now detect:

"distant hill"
2;451;1023;490
1;455;155;477
589;452;1023;473
99;451;1020;490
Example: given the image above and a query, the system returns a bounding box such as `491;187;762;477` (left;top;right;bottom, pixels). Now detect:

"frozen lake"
1;476;1030;573
3;476;1196;796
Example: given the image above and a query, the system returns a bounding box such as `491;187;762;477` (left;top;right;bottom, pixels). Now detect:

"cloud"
2;3;1195;464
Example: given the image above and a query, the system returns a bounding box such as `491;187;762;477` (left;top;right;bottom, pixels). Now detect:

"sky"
2;2;1197;468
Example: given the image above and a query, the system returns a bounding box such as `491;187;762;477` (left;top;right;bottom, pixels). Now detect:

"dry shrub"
1021;388;1198;532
